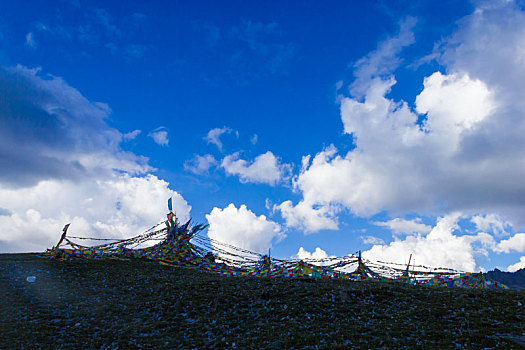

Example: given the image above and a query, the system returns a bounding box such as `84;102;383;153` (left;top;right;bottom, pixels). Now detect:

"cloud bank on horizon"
1;0;525;273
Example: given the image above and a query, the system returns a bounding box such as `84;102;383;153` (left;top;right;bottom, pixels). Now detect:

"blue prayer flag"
168;197;173;211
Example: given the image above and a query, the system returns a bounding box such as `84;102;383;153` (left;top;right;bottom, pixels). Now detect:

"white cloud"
250;134;258;145
373;218;432;235
25;32;36;48
148;127;169;146
295;247;331;260
507;256;525;272
274;146;344;232
363;214;496;272
206;203;284;254
494;233;525;254
350;16;416;98
360;235;385;245
0;64;191;252
221;151;289;186
0;174;190;252
184;154;218;175
339;71;496;215
275;199;338;233
471;214;511;236
204;126;237;152
0;64;152;187
439;0;525;111
278;2;525;232
415;72;495;133
123;129;141;141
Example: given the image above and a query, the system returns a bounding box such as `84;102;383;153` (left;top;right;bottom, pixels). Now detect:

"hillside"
486;268;525;290
1;254;524;349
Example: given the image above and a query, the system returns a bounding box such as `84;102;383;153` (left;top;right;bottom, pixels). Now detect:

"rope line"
44;215;507;289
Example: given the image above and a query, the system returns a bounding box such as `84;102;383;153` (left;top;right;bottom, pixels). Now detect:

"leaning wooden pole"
402;254;412;280
406;254;412;272
55;223;70;249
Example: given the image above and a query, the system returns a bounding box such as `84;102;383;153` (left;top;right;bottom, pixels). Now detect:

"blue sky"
1;0;525;272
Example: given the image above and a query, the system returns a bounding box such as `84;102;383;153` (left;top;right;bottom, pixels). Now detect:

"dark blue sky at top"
2;0;498;262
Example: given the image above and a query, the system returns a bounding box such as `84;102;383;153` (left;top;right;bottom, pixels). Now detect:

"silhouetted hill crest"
485;268;525;289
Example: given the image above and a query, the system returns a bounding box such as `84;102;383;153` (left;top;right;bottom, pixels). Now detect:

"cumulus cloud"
277;2;525;232
184;154;218;175
276;199;339;233
439;0;525;110
507;256;525;272
275;146;352;232
204;126;237;152
0;64;191;252
471;214;511;236
206;203;284;254
363;214;496;272
221;151;289;186
0;65;151;188
295;247;331;260
148;127;169;146
341;70;494;215
0;174;190;252
373;218;432;236
415;72;495;132
494;233;525;254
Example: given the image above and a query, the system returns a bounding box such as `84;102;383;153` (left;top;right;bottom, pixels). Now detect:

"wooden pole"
403;254;412;280
406;254;412;272
55;223;70;249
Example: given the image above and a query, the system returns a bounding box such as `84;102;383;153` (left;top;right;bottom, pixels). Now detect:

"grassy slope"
1;254;524;349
